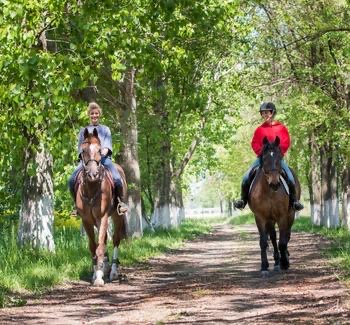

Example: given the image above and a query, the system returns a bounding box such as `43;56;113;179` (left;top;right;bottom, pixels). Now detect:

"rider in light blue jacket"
68;102;128;214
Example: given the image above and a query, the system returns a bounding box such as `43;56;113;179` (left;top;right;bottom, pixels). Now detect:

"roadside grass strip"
0;217;218;307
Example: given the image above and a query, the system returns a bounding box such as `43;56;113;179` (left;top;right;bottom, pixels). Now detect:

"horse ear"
83;128;89;139
263;136;269;145
93;128;98;138
275;136;280;146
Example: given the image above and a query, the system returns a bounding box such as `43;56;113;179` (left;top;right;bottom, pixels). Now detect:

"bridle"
261;146;282;190
79;140;104;206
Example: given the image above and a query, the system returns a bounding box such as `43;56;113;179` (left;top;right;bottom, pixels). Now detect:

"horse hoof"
93;278;105;286
118;274;128;283
274;265;281;272
261;270;269;278
103;263;111;276
110;271;119;282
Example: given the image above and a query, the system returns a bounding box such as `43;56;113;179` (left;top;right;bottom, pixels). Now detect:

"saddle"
248;167;289;195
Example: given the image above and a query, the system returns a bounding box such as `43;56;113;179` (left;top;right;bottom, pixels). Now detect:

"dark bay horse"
76;128;127;286
248;136;301;276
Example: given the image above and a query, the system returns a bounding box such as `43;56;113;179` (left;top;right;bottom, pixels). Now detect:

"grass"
0;217;219;307
292;216;350;281
229;213;350;282
229;212;255;225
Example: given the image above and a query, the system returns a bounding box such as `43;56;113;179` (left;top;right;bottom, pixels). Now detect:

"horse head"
261;136;282;191
80;128;103;182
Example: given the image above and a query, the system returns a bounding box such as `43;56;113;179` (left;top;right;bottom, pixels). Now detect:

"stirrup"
117;197;128;214
293;201;304;211
234;199;246;210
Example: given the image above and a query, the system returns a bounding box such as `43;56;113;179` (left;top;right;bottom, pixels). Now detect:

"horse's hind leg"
110;211;126;282
257;222;269;276
267;223;280;271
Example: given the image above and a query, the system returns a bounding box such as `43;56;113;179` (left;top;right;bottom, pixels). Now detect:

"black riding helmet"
259;102;277;117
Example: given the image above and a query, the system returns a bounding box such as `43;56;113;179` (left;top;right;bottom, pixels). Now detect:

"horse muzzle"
265;171;281;192
269;182;280;192
86;170;100;182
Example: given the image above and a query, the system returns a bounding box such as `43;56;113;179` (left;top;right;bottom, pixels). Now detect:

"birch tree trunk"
328;151;339;227
320;144;339;228
18;141;55;251
342;167;350;229
309;132;322;225
118;68;143;237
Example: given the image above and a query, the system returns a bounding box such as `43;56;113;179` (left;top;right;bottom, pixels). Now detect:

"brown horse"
76;128;127;286
248;136;301;276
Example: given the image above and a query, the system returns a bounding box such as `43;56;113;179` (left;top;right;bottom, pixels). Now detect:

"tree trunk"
18;141;55;251
342;167;350;229
118;68;143;237
152;133;173;228
228;200;233;217
320;145;329;227
328;151;339;227
320;144;339;228
150;76;183;228
309;132;322;225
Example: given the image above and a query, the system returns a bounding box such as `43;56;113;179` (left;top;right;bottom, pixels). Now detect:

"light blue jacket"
78;124;112;156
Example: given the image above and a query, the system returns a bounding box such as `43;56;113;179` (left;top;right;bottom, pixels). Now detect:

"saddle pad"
280;175;289;195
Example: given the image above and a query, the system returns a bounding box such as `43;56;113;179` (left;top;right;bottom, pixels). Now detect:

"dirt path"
1;223;350;324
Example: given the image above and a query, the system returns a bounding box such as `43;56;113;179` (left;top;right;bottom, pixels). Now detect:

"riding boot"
288;181;304;211
115;185;128;214
234;179;250;210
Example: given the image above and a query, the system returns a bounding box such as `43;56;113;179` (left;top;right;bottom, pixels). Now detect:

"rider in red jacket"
234;102;304;211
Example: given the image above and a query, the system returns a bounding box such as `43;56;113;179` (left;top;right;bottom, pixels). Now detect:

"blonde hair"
87;102;102;115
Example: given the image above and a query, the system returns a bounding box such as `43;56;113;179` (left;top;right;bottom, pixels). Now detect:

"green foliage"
229;213;255;225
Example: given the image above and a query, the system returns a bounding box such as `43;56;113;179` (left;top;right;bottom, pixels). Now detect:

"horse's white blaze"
90;143;99;154
270;152;274;157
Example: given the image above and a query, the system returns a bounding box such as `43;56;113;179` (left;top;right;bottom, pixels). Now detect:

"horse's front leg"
81;220;98;280
257;222;269;276
267;223;280;271
93;214;109;286
279;227;291;270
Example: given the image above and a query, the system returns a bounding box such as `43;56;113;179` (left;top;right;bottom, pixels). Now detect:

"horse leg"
257;223;269;276
103;234;111;276
93;214;109;286
110;211;125;282
267;223;280;271
279;228;290;270
82;221;98;282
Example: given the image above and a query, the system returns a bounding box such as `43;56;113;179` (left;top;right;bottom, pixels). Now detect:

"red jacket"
251;121;290;156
